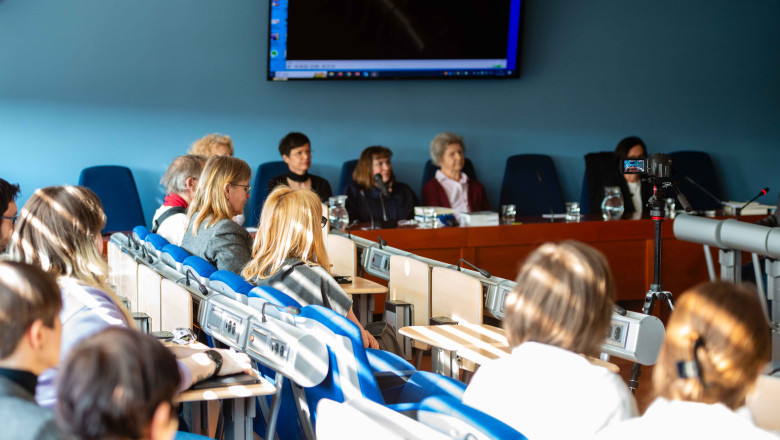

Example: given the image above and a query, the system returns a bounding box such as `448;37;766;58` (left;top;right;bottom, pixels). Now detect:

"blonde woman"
462;241;636;439
597;282;775;440
243;186;378;349
189;133;234;157
7;186;250;408
181;155;253;273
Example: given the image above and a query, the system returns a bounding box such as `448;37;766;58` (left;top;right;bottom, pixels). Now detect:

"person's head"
7;185;133;325
160;154;206;203
243;186;329;281
189;133;234;157
429;132;466;178
352;146;395;189
279;132;312;175
503;241;615;356
0;261;62;375
653;282;770;410
56;327;181;440
614;136;647;161
188;155;252;232
0;178;21;253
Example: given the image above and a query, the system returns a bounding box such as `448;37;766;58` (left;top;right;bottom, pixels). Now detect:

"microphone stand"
537;171;554;222
736;188;769;222
360;190;376;230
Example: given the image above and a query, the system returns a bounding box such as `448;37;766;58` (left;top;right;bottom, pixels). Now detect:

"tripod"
627;181;691;393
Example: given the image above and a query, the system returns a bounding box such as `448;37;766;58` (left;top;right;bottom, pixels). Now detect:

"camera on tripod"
621;153;674;184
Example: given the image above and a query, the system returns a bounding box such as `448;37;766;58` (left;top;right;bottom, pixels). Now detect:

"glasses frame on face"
2;215;17;227
231;183;251;193
321;216;328;228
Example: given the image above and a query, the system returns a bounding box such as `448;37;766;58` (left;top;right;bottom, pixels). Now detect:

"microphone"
738;187;769;220
377;235;387;249
182;269;209;297
359;190;376;230
374;173;389;197
536;171;554;219
345;219;359;239
457;258;492;279
684;176;728;208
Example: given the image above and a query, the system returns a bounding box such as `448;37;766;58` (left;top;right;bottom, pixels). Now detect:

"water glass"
422;207;437;228
601;186;625;221
665;197;677;218
565;202;581;222
500;204;516;224
328;195;349;231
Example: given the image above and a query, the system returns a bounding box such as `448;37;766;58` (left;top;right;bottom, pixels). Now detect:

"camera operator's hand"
214;348;252;376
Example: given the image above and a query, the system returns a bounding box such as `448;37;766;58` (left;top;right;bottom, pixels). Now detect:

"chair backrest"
78;165;146;232
182;256;217;286
669;150;724;211
144;233;169;257
418;395;528;440
159;278;193;332
137;264;162;333
431;267;482;324
208;270;254;304
326;234;357;278
249;285;303;308
580;151;623;215
246;161;289;227
499;154;566;215
338;159;359;195
161;244;190;272
132;225;151;243
389;255;431;349
421;159;478;192
115;249;139;312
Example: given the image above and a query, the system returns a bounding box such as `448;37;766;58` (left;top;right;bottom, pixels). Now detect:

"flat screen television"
268;0;524;81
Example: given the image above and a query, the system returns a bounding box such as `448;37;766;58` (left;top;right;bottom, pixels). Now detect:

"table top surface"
339;276;389;295
176;380;276;402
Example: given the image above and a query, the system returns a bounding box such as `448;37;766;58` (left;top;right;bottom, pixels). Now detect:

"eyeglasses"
231;183;251;193
321;216;328;228
1;215;17;226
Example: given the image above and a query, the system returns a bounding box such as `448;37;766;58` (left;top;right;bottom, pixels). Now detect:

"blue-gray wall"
1;0;778;223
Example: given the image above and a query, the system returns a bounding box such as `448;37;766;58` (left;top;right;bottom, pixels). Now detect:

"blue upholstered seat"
161;244;190;271
208;270;254;303
132;225;151;243
499;154;565;216
337;159;358;195
181;256;216;286
418;395;528;440
79;165;146;232
246;161;289;227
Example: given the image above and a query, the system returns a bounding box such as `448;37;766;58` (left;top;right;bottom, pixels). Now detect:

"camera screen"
623;159;646;174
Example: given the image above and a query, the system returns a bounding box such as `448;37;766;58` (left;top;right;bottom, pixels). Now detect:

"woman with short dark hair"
267;132;332;203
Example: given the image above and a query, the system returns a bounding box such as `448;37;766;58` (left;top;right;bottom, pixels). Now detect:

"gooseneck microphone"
359;190;376;230
737;187;769;221
373;173;389;221
536;170;554;219
457;258;492;279
684;176;724;208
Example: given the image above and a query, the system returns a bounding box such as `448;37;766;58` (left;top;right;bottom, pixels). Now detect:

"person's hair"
278;132;311;157
653;282;771;410
614;136;647;159
429;132;465;166
351;146;395;190
189;133;234;157
160;154;206;195
187;155;252;234
243;186;329;280
56;327;181;440
0;177;21;214
6;185;133;325
0;261;62;359
503;241;615;356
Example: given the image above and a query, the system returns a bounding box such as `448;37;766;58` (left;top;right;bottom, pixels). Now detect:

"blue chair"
161;244;190;272
337;159;359;195
181;256;217;287
78;165;146;232
208;270;254;304
418;395;528;440
144;233;169;258
499;154;566;216
669;151;724;211
246;161;289;227
421;158;478;193
132;225;151;243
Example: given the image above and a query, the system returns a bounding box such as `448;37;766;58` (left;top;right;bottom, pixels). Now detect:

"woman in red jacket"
422;132;490;217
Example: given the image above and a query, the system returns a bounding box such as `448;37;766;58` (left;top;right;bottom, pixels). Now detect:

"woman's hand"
362;329;379;349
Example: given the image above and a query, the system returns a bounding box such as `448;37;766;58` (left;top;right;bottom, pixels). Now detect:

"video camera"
622;153;674;183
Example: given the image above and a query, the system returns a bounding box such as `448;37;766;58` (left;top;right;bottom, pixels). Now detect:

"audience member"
614;136;652;215
597;282;775;439
152;155;206;245
462;241;636;439
181;155;253;273
6;185;251;408
57;327;181;440
243;186;378;349
0;261;63;440
189;133;233;157
267;132;332;203
422;132;489;218
0;178;20;254
344;146;417;226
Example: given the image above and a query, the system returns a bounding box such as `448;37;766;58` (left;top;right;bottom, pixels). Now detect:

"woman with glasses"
243;186;378;349
181;155;253;273
0;177;20;254
267;132;332;203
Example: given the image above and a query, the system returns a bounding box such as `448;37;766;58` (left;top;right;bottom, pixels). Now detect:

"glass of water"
423;207;437;228
601;186;624;220
565;202;580;222
500;204;516;224
665;197;677;218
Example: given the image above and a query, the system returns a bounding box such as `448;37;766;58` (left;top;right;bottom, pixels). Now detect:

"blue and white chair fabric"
144;233;169;260
161;244;190;272
181;256;217;287
208;270;254;304
132;225;151;245
417;395;528;440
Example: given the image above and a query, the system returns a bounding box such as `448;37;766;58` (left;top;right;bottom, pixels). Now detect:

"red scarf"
163;193;189;208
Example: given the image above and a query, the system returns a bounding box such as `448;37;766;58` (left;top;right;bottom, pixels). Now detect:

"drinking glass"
601;186;624;220
500;204;516;224
565;202;581;222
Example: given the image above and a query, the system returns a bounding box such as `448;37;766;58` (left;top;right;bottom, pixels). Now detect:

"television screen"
268;0;523;80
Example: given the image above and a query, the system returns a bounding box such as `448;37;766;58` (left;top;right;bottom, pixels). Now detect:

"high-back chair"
431;267;483;325
499;154;565;216
79;165;146;232
181;256;217;287
326;233;357;278
338;159;359;195
246;161;289;227
208;270;254;304
144;233;169;259
161;244;190;273
669;150;724;211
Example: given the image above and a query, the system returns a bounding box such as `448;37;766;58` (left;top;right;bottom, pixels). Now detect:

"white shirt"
152;205;188;246
596;398;779;440
627;180;643;213
462;342;637;440
435;169;470;218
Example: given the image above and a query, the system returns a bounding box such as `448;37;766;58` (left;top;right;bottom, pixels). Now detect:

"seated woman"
267;132;332;203
243;186;378;349
422;132;489;218
181;155;253;273
344;146;417;226
462;241;636;439
152;154;205;245
614;136;652;215
597;282;775;439
6;185;251;408
56;327;182;440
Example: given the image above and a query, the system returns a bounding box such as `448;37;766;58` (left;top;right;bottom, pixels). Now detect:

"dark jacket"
267;173;332;203
584;152;652;215
421;178;491;212
345;181;418;225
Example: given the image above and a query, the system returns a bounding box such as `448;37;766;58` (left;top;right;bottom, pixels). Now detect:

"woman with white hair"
152;154;205;245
